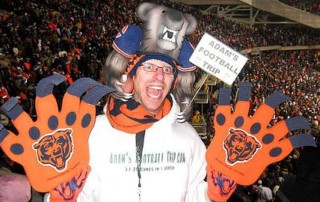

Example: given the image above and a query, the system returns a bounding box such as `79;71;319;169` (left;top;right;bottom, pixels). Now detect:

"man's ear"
120;75;134;93
137;2;156;21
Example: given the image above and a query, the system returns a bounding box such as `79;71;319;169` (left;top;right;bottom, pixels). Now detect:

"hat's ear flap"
137;2;156;21
184;14;197;35
177;40;197;72
112;25;143;58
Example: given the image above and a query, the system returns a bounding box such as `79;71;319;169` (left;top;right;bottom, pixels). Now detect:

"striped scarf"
106;96;172;134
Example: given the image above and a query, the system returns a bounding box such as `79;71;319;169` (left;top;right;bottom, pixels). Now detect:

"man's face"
133;59;175;115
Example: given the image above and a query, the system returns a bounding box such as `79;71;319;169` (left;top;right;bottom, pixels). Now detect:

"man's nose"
154;67;165;79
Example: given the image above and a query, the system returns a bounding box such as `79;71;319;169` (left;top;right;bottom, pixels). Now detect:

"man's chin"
143;102;163;115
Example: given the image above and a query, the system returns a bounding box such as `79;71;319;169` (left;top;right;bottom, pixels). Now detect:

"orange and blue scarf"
106;96;172;134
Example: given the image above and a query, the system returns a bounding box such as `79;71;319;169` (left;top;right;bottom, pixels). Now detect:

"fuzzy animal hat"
112;24;197;78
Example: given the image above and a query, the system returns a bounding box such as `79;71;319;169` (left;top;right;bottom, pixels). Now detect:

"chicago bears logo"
53;167;89;200
33;128;74;172
223;128;261;165
211;170;236;197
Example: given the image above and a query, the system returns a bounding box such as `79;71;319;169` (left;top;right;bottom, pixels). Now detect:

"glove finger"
236;83;252;103
266;116;310;142
253;91;289;122
82;85;115;105
250;104;275;128
0;124;25;164
73;86;115;130
0;123;10;143
62;78;104;111
218;88;232;106
66;78;104;98
233;83;252;124
1;98;34;133
215;88;232;127
268;134;316;163
35;75;66;122
36;75;66;98
289;134;316;148
58;79;106;130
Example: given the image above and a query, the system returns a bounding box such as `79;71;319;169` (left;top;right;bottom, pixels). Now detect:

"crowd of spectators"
246;50;319;137
193;15;320;51
279;0;320;15
0;0;319;201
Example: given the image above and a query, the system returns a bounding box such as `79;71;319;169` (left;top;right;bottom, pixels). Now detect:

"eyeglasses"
141;63;176;75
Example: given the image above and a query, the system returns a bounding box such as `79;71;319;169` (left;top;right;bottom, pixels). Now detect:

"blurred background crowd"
279;0;320;15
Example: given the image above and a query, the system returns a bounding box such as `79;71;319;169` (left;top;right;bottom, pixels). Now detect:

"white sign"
189;33;248;85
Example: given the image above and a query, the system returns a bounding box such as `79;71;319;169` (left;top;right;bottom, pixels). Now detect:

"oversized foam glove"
206;83;316;186
0;75;115;193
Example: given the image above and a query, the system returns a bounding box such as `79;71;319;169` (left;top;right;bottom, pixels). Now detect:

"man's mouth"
162;26;178;43
146;85;163;99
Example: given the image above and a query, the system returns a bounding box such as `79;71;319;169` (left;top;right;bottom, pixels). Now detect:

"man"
0;3;315;202
42;20;228;200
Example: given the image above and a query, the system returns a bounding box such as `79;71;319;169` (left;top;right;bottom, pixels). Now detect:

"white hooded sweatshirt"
76;96;209;202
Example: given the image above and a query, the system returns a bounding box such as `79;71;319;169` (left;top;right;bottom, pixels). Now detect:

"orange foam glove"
206;83;316;186
0;75;115;194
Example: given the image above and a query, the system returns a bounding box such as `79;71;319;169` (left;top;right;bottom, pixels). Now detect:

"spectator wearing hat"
39;4;220;201
0;1;318;201
255;180;273;202
44;41;213;202
38;2;241;201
